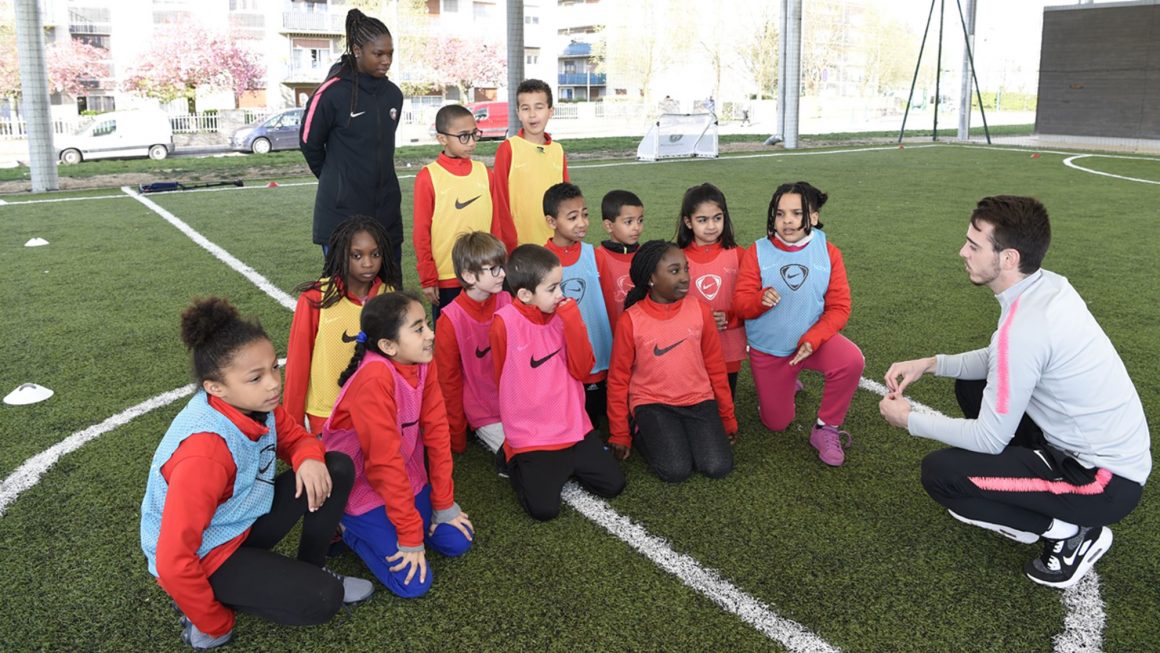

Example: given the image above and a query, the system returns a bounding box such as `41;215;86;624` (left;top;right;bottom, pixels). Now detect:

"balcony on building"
281;0;345;34
557;41;605;100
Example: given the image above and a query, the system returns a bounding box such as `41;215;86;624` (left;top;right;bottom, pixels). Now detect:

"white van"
56;110;174;164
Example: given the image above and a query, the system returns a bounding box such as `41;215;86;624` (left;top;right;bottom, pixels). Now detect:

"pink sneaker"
809;424;851;466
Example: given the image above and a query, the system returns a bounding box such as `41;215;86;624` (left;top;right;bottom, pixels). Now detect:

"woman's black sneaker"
1024;525;1112;589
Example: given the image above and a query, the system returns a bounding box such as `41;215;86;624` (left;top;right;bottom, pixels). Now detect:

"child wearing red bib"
607;241;737;481
434;231;511;456
323;293;475;598
676;183;747;398
285;217;398;434
488;245;626;521
595;190;645;332
414;104;509;323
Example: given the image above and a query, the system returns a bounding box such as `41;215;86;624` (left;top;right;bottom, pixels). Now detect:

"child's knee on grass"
429;522;472;558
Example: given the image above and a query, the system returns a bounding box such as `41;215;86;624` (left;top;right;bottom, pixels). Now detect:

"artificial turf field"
1;143;1158;652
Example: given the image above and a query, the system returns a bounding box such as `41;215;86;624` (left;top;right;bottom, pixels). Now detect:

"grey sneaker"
181;622;233;650
1024;525;1112;589
325;567;375;603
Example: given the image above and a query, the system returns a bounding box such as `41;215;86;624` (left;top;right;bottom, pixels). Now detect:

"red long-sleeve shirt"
544;238;607;384
413;152;510;288
606;297;737;446
155;395;326;637
732;237;851;353
434;291;503;453
488;298;594;456
284;277;385;428
492;129;569;250
327;359;455;549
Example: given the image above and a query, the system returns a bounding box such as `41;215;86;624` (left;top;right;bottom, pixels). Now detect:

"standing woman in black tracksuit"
299;9;405;276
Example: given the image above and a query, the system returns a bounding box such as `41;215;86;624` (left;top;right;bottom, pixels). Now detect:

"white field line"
120;186;297;311
2;148;1103;652
570;144;939;171
961;143;1160;161
562;483;840;653
0;384;195;516
855;377;1104;652
1062;155;1160;186
0;193;129;205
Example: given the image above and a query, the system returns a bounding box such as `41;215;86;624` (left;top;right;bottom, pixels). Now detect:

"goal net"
636;113;719;161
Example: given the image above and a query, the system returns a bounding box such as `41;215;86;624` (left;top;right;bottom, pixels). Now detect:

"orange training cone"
266;181;280;188
1030;153;1040;159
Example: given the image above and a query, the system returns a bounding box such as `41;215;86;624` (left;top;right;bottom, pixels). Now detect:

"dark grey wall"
1036;3;1160;139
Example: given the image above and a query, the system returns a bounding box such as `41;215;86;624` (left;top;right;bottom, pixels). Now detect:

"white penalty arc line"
120;186;297;311
1061;154;1160;185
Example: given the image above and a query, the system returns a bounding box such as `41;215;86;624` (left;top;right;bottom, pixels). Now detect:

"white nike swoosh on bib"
350;111;366;118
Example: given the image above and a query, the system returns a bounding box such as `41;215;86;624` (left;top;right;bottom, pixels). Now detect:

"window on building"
473;1;494;20
442;0;459;12
525;47;540;65
78;95;116;113
525;15;539;24
229;0;263;10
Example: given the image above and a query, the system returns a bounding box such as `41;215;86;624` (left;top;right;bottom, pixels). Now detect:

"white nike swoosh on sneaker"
1062;538;1093;567
350;111;366;118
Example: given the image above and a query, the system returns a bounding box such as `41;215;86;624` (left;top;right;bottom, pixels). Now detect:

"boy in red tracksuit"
434;231;511;457
413;104;510;323
488;244;625;521
594;189;645;332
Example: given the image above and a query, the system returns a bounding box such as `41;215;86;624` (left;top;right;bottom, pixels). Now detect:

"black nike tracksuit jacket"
299;58;405;265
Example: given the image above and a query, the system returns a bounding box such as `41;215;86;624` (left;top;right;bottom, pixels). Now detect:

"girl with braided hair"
300;9;405;274
605;240;737;482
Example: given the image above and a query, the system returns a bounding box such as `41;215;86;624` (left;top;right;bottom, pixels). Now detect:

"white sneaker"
948;510;1040;544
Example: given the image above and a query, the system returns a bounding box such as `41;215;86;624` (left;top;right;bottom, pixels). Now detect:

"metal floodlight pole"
956;0;976;140
505;0;525;138
933;0;945;141
14;0;59;192
776;0;788;138
899;0;938;143
955;0;990;144
783;0;801;149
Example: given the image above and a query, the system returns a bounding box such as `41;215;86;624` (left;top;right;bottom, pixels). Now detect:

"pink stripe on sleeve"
970;467;1113;495
302;77;341;143
995;297;1021;414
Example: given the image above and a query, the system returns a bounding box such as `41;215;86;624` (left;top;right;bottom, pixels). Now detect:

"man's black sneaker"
494;447;510;478
1024;525;1112;589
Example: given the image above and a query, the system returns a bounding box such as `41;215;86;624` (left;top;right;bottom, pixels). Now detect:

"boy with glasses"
434;232;511;461
414;104;507;322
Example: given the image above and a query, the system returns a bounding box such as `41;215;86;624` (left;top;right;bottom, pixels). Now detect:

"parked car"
56;110;173;164
427;101;510;141
230;108;304;154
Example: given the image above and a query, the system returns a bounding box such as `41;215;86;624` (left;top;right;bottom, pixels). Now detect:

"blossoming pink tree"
423;37;506;103
122;24;264;113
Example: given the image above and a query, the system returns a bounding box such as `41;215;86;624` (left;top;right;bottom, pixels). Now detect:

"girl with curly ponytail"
141;298;371;650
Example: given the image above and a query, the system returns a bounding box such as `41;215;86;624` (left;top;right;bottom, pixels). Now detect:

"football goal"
636;113;719;161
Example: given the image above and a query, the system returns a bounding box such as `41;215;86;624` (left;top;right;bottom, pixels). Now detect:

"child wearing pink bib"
607;241;737;482
323;292;474;599
488;245;626;521
435;232;511;459
677;183;747;398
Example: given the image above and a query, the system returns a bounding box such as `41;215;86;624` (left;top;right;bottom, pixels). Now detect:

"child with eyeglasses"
434;231;511;460
413;104;510;323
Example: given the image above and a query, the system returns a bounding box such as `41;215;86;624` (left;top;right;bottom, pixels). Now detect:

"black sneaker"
1024;525;1113;589
494;447;510;478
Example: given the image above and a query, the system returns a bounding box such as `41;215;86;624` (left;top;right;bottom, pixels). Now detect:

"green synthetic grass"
0;144;1157;652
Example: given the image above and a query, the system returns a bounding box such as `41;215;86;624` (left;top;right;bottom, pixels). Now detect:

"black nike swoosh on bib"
401;419;419;429
530;348;562;368
341;331;359;343
455;195;482;210
475;346;492;358
653;338;686;357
